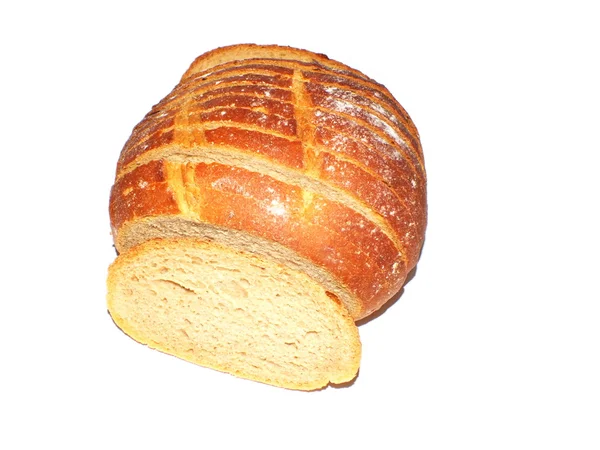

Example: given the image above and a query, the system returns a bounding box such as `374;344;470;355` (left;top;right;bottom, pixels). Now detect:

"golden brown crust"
180;44;370;82
110;44;427;320
111;160;406;318
109;160;180;237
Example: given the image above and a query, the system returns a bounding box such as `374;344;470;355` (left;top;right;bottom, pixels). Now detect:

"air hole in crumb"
304;331;319;341
214;266;241;273
325;291;342;306
179;329;189;338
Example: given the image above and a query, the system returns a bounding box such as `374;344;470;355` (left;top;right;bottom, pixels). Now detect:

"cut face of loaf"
108;44;427;389
107;239;361;390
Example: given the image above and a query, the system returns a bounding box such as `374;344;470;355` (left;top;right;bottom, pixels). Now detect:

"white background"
1;1;598;448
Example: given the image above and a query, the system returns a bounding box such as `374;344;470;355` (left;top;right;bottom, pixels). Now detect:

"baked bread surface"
108;44;426;389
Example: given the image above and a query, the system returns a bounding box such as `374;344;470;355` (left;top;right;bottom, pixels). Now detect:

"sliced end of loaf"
107;238;361;390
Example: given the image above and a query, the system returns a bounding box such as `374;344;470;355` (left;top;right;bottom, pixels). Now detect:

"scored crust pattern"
110;45;426;319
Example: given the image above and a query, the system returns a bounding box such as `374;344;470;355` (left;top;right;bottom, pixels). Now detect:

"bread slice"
107;238;361;390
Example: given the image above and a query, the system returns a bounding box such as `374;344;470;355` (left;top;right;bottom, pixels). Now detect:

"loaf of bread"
107;44;427;390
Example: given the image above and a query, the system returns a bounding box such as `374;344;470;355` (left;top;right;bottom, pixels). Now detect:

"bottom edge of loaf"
106;238;361;390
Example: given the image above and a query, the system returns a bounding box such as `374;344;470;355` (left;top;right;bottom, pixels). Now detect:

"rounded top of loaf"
181;43;371;82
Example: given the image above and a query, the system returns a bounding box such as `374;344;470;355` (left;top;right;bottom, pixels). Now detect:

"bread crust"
180;44;368;82
110;44;426;320
111;160;406;318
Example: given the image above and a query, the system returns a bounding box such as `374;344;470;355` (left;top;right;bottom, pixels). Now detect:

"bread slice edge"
107;238;361;390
